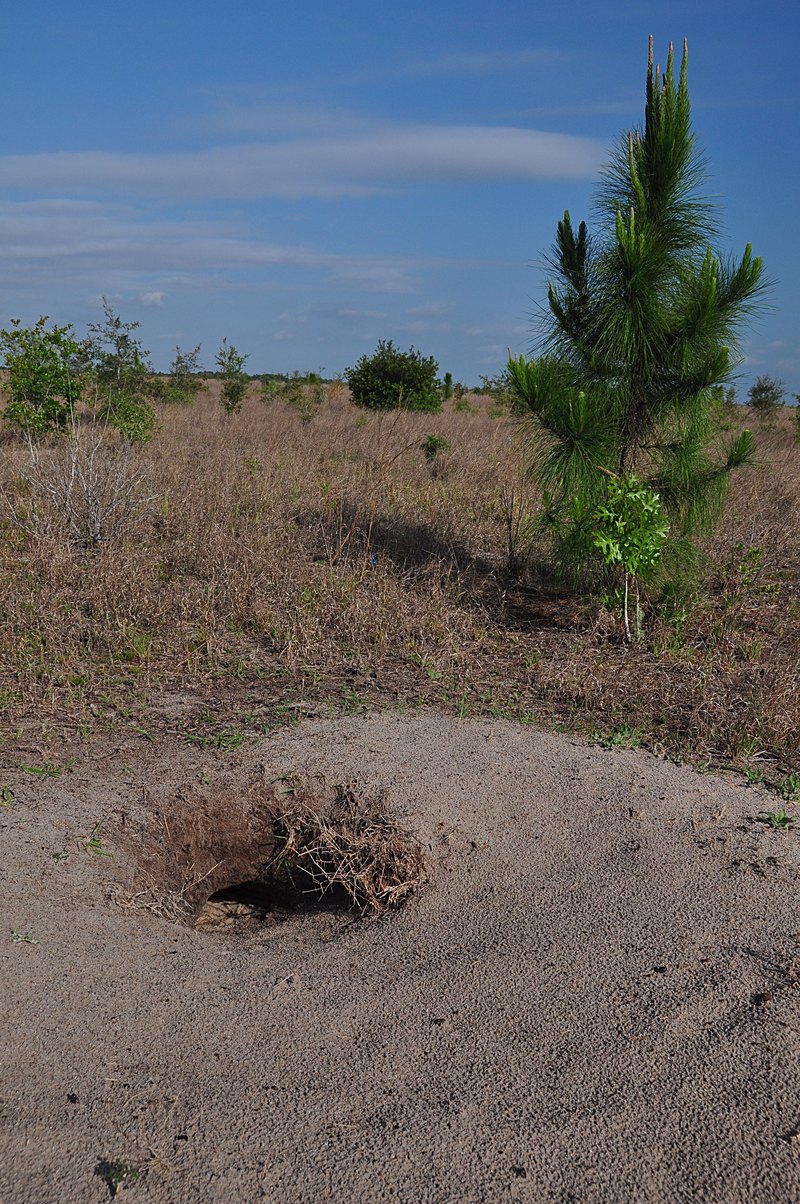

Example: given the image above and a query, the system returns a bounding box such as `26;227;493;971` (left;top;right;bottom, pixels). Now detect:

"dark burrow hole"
133;777;428;932
196;875;356;929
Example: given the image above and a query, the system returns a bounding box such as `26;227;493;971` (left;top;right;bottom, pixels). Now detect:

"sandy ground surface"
1;712;799;1203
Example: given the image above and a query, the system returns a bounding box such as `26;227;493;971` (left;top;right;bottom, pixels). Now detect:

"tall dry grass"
0;384;798;774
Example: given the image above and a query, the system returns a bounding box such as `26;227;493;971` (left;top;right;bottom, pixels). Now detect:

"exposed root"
269;779;427;915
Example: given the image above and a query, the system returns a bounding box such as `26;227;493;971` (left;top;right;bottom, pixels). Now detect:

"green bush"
420;434;450;463
157;344;204;405
215;339;249;415
0;317;82;436
81;299;157;442
344;340;440;412
748;374;785;424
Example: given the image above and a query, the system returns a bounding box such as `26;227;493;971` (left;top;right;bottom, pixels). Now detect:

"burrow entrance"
122;776;427;933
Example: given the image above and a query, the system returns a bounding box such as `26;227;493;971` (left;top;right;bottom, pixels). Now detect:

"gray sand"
1;714;798;1202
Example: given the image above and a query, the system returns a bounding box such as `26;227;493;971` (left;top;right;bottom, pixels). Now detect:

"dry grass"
270;779;428;913
0;382;798;778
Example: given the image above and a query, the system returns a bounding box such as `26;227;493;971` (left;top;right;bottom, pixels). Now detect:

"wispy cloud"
516;100;639;119
178;99;369;140
0;123;605;201
0;199;504;302
0;200;339;283
377;48;568;79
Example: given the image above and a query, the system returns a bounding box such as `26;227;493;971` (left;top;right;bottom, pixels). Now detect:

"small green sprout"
11;929;38;944
95;1159;141;1197
77;818;112;856
756;810;796;831
778;773;800;802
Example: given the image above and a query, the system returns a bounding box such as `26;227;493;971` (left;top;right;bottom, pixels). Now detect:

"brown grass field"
0;382;798;784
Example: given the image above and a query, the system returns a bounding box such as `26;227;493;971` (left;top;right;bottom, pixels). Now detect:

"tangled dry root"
270;779;427;914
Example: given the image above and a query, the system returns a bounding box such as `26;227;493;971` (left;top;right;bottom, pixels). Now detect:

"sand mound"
1;714;798;1202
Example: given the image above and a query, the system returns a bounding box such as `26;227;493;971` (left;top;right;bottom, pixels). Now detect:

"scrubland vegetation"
0;379;797;784
0;39;796;790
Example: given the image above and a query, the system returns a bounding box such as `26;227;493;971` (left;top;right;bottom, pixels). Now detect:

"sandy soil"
1;712;799;1203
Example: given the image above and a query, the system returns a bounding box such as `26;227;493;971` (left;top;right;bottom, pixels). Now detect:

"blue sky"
2;0;797;397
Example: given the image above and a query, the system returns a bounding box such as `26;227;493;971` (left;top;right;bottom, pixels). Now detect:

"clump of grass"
270;779;427;914
590;723;641;750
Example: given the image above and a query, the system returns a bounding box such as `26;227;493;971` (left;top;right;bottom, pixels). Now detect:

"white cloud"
0;199;493;300
0;123;605;201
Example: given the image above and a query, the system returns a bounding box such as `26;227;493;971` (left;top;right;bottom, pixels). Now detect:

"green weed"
95;1159;141;1197
756;809;796;831
79;818;112;856
778;773;800;802
184;726;245;751
420;434;450;464
339;686;368;716
11;929;38;944
18;759;75;780
591;724;641;750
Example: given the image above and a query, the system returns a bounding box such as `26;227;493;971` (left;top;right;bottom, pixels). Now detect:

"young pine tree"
509;38;764;587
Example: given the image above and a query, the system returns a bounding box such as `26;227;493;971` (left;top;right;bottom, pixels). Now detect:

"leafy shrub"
260;372;324;423
748;375;785;424
156;344;204;405
283;371;324;424
0;317;82;436
344;340;440;412
592;474;669;642
478;369;519;413
216;339;249;415
420;434;449;463
80;299;157;442
105;395;157;443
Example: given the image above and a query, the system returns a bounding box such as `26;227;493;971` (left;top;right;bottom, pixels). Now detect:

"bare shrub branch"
3;418;150;548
